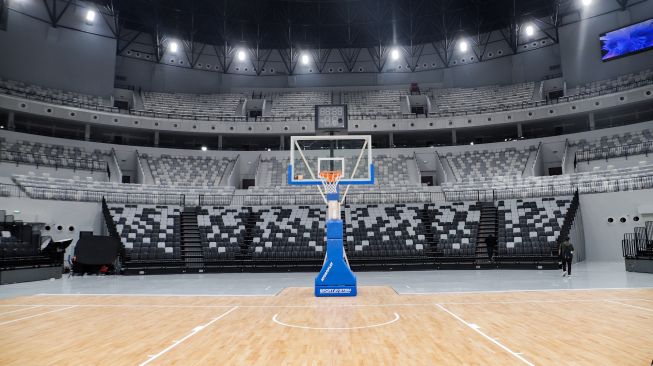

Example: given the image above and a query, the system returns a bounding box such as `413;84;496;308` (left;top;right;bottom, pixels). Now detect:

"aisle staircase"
418;205;439;257
237;209;258;260
475;202;498;262
558;191;580;245
180;207;204;269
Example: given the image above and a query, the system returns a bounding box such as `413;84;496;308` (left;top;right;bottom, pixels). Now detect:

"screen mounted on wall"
600;18;653;62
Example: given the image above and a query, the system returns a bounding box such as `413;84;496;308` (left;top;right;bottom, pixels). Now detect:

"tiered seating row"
443;164;653;191
0;78;108;109
2;69;652;122
12;174;234;204
429;202;480;257
110;205;182;262
141;91;247;118
198;207;248;260
572;69;653;96
345;204;427;257
573;129;653;151
0;140;107;171
343;89;406;118
267;91;331;119
110;199;569;264
498;198;569;256
430;82;535;115
446;147;533;181
144;154;235;187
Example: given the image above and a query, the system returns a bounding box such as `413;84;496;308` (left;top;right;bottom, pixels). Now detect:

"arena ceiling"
99;0;561;49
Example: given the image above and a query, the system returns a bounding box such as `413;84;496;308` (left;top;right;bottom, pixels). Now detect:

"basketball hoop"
319;170;342;194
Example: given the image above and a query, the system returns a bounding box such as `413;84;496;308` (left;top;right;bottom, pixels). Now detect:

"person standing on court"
559;237;574;277
486;234;497;261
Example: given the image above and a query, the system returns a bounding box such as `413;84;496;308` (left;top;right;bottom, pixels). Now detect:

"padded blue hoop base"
315;285;357;297
314;220;357;297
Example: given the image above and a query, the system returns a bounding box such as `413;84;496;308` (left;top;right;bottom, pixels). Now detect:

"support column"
218;135;223;150
84;124;91;141
7;111;15;131
388;132;394;148
280;135;285;150
588;112;596;130
451;129;457;145
517;122;523;139
154;130;160;147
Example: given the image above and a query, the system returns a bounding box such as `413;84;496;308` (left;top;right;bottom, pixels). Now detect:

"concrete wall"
0;2;116;96
559;0;653;87
579;189;653;262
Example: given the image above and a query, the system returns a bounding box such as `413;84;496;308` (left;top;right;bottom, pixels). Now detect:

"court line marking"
0;305;77;326
0;305;41;315
23;286;653;299
605;300;653;312
436;304;534;366
35;293;275;297
138;306;238;366
1;298;652;309
272;312;400;330
400;286;653;295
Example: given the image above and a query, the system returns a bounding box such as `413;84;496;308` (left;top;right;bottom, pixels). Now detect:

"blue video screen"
600;18;653;61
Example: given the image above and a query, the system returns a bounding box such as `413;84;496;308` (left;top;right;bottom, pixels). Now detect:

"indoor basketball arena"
0;0;652;364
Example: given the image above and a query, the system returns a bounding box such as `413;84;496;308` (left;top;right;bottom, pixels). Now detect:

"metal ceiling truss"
431;2;458;68
209;0;235;73
279;46;299;75
311;48;332;73
250;47;273;76
400;0;427;71
338;48;362;72
367;45;390;73
41;0;73;28
108;0;642;74
616;0;629;11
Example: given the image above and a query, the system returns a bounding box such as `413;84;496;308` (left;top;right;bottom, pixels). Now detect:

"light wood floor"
0;286;652;365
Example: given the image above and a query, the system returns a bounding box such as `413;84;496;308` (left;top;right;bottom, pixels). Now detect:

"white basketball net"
319;171;342;196
320;178;340;195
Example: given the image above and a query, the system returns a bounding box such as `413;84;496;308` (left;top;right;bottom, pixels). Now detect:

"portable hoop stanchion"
288;135;374;297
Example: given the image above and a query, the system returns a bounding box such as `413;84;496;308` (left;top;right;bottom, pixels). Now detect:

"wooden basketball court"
0;286;651;365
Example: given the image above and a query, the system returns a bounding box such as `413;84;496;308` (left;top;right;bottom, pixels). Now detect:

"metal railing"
5;174;653;206
444;175;653;201
0;148;108;172
0;183;24;198
622;222;653;259
128;109;249;122
200;191;446;206
575;141;652;164
2;183;185;205
622;232;648;259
